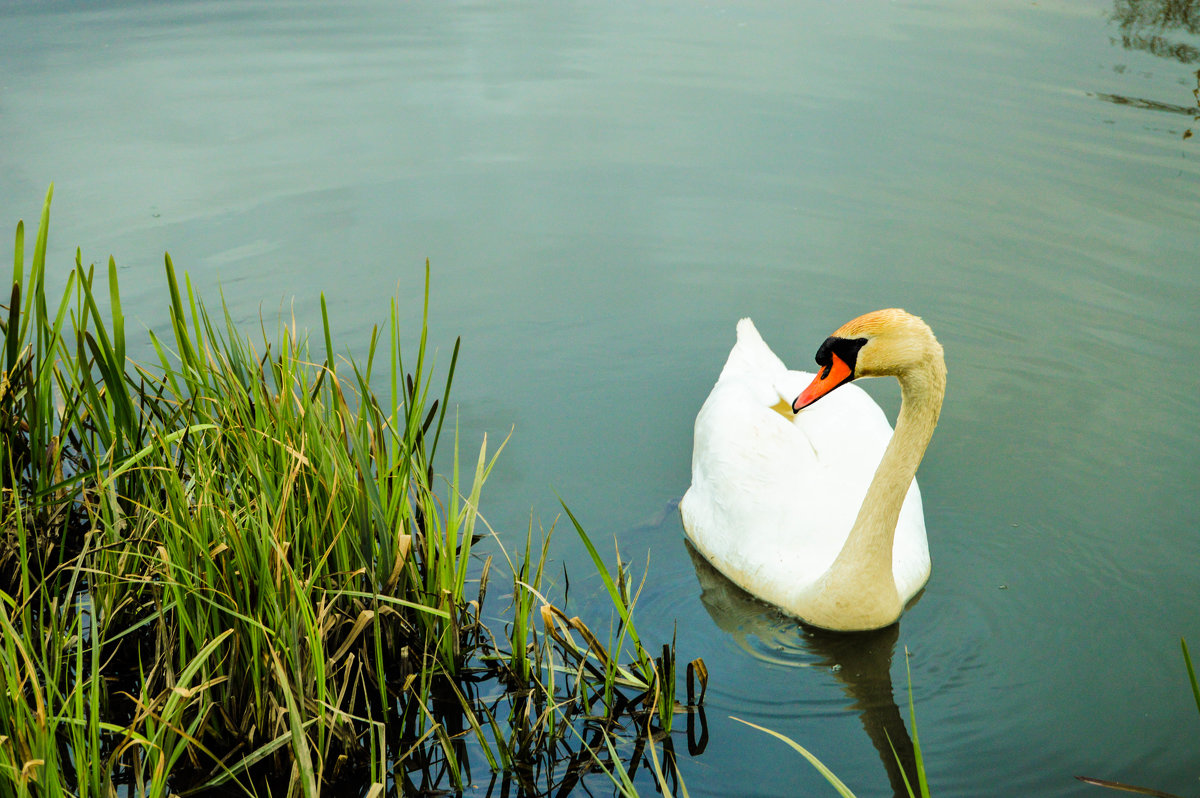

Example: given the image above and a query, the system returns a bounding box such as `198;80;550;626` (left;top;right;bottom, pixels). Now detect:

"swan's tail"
719;318;788;381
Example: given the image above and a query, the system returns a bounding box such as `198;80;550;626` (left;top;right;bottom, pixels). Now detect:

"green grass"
0;186;699;797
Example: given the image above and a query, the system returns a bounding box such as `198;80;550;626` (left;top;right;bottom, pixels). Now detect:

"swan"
680;309;945;632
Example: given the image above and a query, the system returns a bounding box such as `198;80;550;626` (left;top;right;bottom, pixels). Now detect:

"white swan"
680;309;946;632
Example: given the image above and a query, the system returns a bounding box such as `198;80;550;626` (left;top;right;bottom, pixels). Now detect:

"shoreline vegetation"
0;187;706;797
7;186;1191;798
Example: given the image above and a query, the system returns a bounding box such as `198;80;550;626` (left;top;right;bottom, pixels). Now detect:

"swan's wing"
682;373;883;588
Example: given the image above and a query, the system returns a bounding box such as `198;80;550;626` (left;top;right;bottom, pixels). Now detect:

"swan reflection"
685;541;920;797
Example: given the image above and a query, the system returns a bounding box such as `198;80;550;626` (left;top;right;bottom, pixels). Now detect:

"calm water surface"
3;1;1199;795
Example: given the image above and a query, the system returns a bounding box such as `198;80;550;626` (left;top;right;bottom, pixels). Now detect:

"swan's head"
792;309;940;412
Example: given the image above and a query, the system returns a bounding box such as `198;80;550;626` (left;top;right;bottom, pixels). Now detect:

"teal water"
3;1;1199;795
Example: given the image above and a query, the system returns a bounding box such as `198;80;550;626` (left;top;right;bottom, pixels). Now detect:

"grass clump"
0;186;702;797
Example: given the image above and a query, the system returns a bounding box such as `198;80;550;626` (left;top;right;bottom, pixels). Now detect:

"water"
3;1;1199;795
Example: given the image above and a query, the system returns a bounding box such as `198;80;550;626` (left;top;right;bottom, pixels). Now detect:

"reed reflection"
685;541;919;798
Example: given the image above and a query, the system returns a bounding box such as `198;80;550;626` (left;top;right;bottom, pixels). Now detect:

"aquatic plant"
0;186;703;797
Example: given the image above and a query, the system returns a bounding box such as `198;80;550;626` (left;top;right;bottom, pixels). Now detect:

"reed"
0;186;701;797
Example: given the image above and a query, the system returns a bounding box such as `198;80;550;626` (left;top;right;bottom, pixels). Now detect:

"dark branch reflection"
1107;0;1200;137
684;542;920;798
1094;89;1200;115
1112;0;1200;60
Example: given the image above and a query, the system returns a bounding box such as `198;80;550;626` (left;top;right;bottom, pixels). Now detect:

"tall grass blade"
731;716;857;798
10;218;21;288
902;647;930;798
1182;638;1200;719
16;184;51;346
269;647;318;798
4;283;17;371
558;500;643;654
107;256;125;368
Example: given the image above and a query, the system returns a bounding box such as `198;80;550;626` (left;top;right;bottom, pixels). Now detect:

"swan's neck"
804;357;946;630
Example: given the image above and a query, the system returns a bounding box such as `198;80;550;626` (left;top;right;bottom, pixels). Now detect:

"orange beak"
793;353;854;412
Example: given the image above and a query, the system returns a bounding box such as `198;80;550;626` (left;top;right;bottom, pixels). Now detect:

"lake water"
2;1;1199;795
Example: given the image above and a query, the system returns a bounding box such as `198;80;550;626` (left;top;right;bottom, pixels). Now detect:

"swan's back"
680;319;928;613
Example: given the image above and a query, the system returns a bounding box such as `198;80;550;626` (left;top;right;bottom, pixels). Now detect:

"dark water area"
3;1;1199;795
